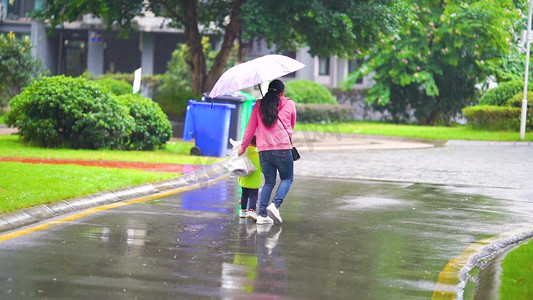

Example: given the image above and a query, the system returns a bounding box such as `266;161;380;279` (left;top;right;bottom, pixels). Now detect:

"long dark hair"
260;79;285;128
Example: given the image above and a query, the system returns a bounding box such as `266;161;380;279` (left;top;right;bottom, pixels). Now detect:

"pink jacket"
240;96;296;153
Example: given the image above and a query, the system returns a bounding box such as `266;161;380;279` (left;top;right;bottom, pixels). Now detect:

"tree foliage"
240;0;404;58
344;0;522;125
35;0;400;95
155;36;238;117
34;0;246;95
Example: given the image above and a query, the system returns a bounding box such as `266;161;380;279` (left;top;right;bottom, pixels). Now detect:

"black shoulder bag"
278;117;300;161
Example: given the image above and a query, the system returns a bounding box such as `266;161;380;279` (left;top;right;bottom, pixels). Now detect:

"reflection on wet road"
0;177;532;299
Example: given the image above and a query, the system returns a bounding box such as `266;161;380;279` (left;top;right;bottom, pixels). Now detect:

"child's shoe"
247;209;257;221
239;210;247;218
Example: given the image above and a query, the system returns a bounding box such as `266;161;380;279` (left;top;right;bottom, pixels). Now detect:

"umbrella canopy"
208;54;305;98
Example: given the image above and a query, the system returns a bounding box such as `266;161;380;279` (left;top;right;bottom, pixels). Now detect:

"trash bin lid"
236;91;256;101
202;92;246;103
189;99;236;109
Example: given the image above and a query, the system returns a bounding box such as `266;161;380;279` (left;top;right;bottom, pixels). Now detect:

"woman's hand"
238;148;246;156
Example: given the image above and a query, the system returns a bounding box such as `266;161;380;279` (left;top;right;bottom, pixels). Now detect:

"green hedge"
6;75;174;150
462;105;532;131
479;80;530;106
296;104;353;123
96;77;132;96
507;91;533;108
6;75;132;149
155;89;197;118
285;80;338;104
117;94;172;150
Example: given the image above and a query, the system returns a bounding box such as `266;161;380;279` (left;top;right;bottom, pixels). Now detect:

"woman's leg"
272;149;294;208
258;151;276;217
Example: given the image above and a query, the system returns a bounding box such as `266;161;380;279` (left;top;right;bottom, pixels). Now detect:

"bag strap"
278;116;293;145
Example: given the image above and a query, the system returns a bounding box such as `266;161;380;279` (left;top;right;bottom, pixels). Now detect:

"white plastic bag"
226;139;257;176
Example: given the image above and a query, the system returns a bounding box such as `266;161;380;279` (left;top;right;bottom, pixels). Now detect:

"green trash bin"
236;91;256;139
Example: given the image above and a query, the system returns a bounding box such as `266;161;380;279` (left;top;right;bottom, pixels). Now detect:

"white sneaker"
267;203;282;223
239;210;247;218
256;215;274;225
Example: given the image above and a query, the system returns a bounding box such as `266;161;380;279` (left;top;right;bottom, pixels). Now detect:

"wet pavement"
0;177;532;299
0;133;532;299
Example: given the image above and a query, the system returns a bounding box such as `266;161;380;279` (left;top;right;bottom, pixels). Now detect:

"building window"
318;56;330;76
348;59;363;84
3;0;40;19
0;1;4;21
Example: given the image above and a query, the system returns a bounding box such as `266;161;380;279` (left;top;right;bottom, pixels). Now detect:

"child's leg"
240;187;250;210
248;188;259;212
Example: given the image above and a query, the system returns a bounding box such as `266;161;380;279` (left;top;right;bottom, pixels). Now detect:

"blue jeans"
258;149;294;217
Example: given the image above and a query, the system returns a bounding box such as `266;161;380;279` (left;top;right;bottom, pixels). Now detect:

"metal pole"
520;0;533;139
258;84;263;98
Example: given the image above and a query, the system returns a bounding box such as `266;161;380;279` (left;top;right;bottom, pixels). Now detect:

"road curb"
433;225;533;299
445;140;532;147
0;159;231;233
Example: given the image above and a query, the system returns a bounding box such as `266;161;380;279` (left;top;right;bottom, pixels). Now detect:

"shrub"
82;72;162;101
96;77;132;96
285;80;338;104
507;91;533;108
479;80;530;106
6;76;133;149
117;94;172;150
155;48;199;117
462;105;532;131
155;89;198;118
0;32;48;109
296;104;353;123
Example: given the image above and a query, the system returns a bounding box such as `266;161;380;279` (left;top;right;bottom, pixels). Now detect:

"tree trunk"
184;0;206;96
203;0;247;93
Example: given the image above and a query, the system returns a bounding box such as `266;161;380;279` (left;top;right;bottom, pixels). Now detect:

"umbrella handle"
258;84;263;98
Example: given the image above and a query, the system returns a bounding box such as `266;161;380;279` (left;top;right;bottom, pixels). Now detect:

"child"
238;136;262;220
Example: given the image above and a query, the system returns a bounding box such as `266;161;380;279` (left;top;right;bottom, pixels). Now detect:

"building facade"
0;0;186;77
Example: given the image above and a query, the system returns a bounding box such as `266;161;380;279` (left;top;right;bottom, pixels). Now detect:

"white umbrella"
208;54;305;98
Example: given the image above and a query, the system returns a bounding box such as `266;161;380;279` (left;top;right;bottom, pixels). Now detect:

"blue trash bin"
182;100;236;157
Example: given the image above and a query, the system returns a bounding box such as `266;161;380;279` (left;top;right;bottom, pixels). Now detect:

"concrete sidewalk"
0;126;17;135
292;130;437;151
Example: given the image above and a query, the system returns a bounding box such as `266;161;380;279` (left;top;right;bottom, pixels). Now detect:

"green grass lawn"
0;162;177;213
0;135;223;213
296;122;533;141
499;239;533;299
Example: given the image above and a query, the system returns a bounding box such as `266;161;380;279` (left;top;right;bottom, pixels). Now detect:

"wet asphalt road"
0;142;532;299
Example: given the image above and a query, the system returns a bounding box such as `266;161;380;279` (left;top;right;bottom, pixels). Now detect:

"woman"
238;79;296;225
